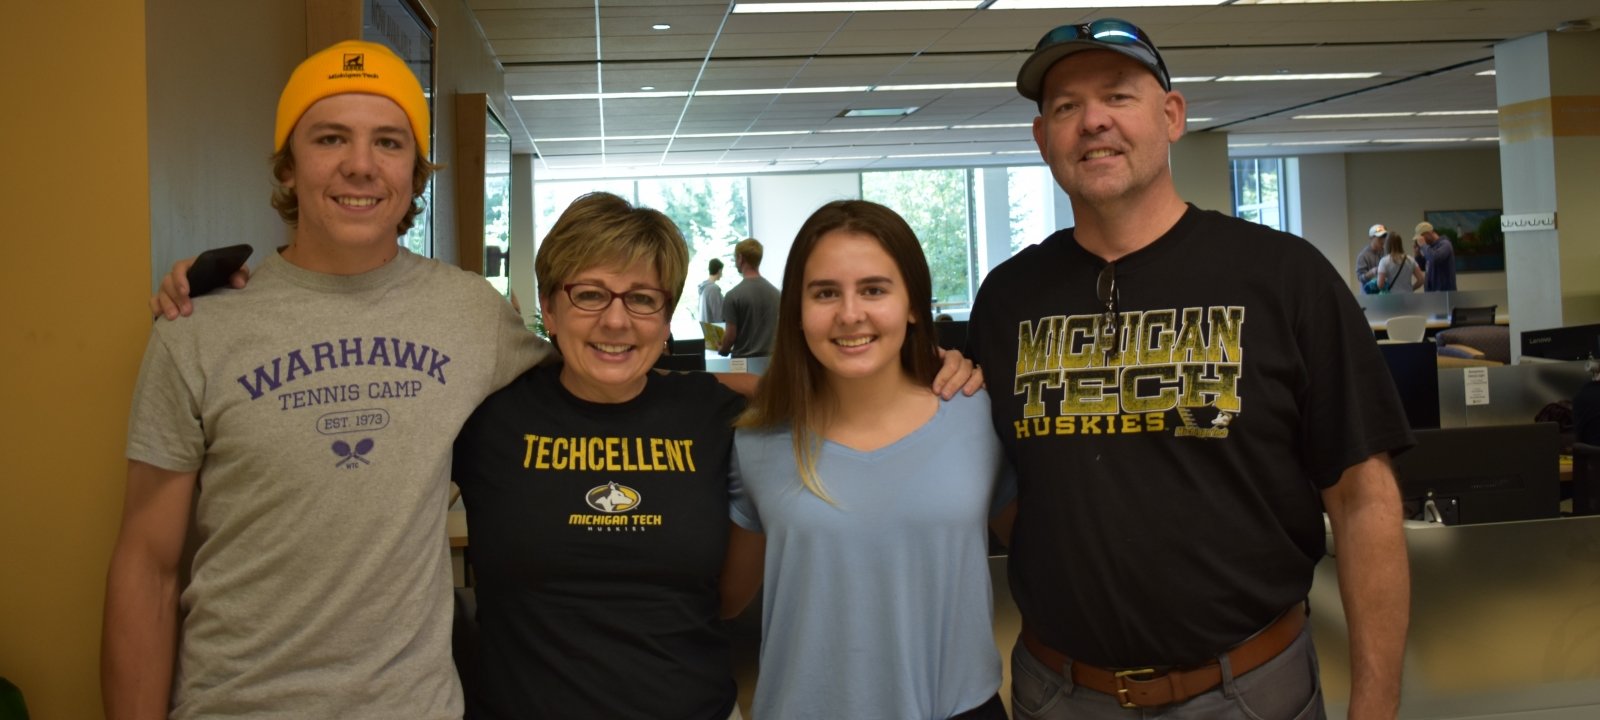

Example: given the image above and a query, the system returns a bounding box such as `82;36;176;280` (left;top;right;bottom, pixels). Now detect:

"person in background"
969;17;1412;720
718;238;782;358
725;200;1014;720
699;257;725;323
1376;231;1423;294
1415;221;1457;292
103;40;553;719
1355;224;1386;294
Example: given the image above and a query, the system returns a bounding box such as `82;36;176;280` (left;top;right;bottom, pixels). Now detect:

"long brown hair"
737;200;940;502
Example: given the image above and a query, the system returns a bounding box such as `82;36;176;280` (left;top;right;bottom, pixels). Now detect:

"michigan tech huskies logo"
585;482;641;513
342;53;365;72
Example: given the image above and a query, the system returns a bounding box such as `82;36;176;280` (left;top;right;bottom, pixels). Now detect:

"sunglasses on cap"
1032;18;1171;92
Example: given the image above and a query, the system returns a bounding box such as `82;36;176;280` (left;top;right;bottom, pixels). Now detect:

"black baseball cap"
1017;18;1172;102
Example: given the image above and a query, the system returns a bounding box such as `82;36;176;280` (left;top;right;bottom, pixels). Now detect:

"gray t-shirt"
723;275;780;357
126;249;551;719
729;391;1012;719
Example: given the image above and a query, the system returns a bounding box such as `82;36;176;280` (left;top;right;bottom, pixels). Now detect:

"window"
863;169;974;309
1007;166;1054;254
1231;157;1289;231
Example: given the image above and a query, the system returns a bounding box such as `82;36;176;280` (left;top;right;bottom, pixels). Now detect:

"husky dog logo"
585;482;641;513
342;53;364;72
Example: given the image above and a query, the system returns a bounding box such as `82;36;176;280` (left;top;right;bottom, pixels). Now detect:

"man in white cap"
102;40;553;719
1355;224;1387;294
967;17;1412;720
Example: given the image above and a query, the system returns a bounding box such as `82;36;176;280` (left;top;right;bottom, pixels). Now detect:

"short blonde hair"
536;192;689;311
734;238;764;269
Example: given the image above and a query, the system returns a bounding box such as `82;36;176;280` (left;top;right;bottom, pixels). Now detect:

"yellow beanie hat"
275;40;430;155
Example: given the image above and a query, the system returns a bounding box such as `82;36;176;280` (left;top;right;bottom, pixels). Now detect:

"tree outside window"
863;169;973;309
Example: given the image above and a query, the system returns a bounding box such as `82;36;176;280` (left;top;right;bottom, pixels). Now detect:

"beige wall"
146;0;304;289
1343;147;1506;293
0;1;150;717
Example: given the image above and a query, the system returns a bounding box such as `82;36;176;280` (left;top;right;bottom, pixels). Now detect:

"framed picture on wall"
1423;208;1504;273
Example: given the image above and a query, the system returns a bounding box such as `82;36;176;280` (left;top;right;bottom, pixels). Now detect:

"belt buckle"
1113;667;1156;709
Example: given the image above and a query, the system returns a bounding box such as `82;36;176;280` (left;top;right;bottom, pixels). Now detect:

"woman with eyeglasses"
724;200;1016;720
450;191;750;719
450;192;981;719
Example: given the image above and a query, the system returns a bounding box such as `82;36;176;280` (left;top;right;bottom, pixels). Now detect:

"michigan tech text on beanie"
275;40;430;155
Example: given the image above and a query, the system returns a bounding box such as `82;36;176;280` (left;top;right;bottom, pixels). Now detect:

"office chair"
1572;443;1600;516
1450;305;1497;327
1384;315;1428;343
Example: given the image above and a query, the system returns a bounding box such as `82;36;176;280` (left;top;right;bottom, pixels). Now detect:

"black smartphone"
186;244;254;297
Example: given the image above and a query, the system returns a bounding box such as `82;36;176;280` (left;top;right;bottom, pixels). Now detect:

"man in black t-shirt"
968;18;1412;720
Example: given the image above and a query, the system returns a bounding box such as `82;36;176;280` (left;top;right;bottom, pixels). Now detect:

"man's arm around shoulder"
1322;453;1409;720
103;460;198;720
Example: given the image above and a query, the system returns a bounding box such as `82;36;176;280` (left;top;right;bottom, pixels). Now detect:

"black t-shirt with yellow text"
453;365;744;719
968;205;1413;668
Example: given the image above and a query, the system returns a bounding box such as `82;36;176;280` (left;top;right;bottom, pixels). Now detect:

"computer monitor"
1390;422;1561;525
1520;323;1600;361
1377;341;1441;430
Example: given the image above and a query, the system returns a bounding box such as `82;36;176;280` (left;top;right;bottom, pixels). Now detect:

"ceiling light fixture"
818;125;948;133
731;1;981;13
1293;112;1416;119
652;23;671;30
1476;69;1497;76
841;107;920;117
888;151;994;158
1416;109;1497;116
989;0;1223;8
513;90;688;101
1217;72;1381;82
1371;138;1469;144
1270;140;1370;146
698;85;871;96
951;123;1031;129
872;82;1015;91
1187;117;1214;122
1171;76;1217;83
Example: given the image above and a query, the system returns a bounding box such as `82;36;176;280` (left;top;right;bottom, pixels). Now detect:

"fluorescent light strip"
1294;112;1415;119
888;151;994;158
1471;137;1500;142
513;91;687;101
951;123;1031;129
535;130;810;143
1187;117;1214;122
1217;72;1380;82
698;85;870;96
872;82;1014;91
990;0;1224;7
1416;110;1497;116
995;150;1040;155
1228;143;1270;148
535;134;673;142
1476;69;1497;76
785;155;882;162
678;130;811;138
1171;76;1216;83
1270;140;1369;146
732;2;980;13
818;125;947;133
1371;138;1468;144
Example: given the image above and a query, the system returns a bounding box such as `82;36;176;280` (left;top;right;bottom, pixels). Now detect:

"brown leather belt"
1020;604;1306;710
